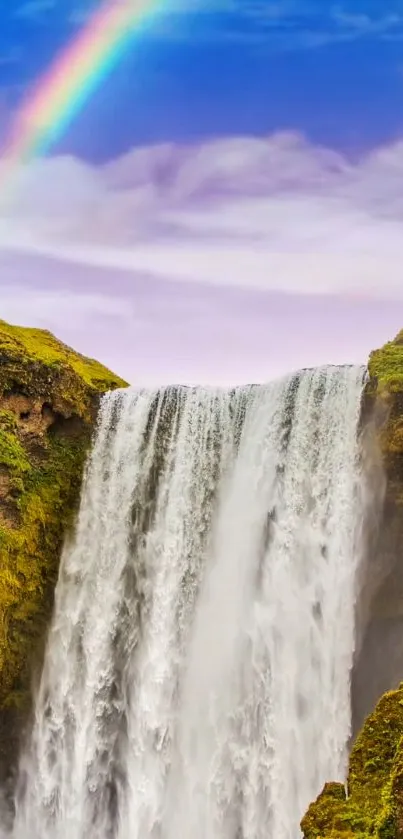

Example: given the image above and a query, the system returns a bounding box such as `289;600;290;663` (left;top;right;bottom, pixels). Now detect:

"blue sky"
1;0;403;160
1;1;403;384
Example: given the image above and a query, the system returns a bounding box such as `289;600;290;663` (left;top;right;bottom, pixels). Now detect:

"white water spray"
9;367;368;839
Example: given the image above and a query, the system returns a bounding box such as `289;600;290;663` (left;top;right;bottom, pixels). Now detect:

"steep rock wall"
352;332;403;733
304;330;403;837
302;685;403;839
0;320;127;782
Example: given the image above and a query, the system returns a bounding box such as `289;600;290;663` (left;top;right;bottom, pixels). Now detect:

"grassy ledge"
367;330;403;396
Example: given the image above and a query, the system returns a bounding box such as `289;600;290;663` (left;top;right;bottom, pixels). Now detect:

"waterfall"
9;366;369;839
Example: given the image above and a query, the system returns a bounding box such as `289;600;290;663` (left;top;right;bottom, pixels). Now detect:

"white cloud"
330;6;400;33
1;132;403;301
2;131;403;385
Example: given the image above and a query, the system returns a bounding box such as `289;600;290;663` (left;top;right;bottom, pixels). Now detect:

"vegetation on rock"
0;320;127;773
301;686;403;839
368;330;403;395
0;319;126;421
302;329;403;838
366;331;403;509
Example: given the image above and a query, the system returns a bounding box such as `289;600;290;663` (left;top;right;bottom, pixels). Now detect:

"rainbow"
1;0;163;169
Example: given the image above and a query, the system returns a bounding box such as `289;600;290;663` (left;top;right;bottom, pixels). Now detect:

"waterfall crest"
10;367;369;839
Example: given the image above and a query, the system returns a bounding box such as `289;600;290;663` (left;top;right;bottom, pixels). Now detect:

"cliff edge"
302;330;403;838
0;319;127;777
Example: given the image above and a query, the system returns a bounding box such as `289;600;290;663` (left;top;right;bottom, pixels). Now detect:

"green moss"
302;329;403;839
0;427;31;475
0;434;87;705
0;319;127;421
0;320;128;768
301;687;403;839
364;330;403;486
368;330;403;395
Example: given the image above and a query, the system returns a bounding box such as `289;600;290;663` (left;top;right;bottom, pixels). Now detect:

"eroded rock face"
0;319;127;784
302;685;403;839
302;330;403;837
0;394;56;436
352;335;403;733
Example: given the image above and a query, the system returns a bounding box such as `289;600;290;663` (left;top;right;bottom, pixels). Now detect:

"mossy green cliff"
0;320;127;776
366;330;403;514
357;331;403;625
302;330;403;838
302;685;403;839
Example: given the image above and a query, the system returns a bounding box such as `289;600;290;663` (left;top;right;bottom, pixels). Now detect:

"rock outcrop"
303;330;403;838
302;685;403;839
0;319;127;780
352;332;403;734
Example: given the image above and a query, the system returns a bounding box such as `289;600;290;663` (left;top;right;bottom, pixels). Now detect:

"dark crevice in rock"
46;408;85;440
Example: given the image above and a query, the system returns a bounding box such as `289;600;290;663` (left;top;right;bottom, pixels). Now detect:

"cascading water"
7;366;370;839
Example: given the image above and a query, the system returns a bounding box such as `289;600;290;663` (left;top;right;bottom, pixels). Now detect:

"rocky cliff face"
0;320;127;782
303;330;403;838
302;685;403;839
352;332;403;734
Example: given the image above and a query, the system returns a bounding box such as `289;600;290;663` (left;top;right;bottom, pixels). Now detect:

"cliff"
0;319;127;778
302;685;403;839
302;330;403;838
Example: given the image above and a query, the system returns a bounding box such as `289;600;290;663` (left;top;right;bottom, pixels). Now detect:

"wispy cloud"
1;132;403;383
217;0;403;43
14;0;56;20
331;5;402;35
165;6;403;51
1;132;403;298
6;0;403;50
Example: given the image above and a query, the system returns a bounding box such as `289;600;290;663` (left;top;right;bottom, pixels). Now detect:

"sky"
1;0;403;385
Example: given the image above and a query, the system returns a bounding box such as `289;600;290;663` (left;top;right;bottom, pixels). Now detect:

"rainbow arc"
0;0;162;202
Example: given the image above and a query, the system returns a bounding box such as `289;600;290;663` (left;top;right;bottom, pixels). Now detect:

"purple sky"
1;246;403;386
1;2;403;384
1;134;403;384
